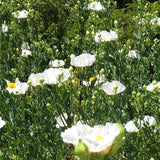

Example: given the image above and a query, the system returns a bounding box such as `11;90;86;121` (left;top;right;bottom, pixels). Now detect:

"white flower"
28;73;45;86
21;42;30;50
95;30;118;43
49;59;65;68
56;113;68;128
61;121;120;153
22;49;32;57
13;10;28;18
102;80;125;95
82;74;105;86
150;158;155;160
43;68;70;85
87;1;104;11
128;50;138;58
137;115;156;128
124;120;139;133
1;24;8;33
0;117;6;129
70;53;96;67
146;81;160;92
151;17;160;26
6;79;28;95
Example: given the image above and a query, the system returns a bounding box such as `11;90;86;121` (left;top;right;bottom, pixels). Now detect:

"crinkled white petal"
102;80;125;95
13;10;28;18
61;121;91;146
124;120;139;133
87;1;104;11
70;53;96;67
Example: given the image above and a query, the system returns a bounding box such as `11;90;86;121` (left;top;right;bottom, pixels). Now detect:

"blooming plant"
61;121;124;160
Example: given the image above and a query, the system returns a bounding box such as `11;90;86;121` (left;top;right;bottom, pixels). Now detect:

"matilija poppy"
101;80;125;95
6;79;28;95
87;1;105;11
70;53;96;67
61;121;120;153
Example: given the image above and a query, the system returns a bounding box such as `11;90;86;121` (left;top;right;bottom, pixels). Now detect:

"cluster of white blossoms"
95;30;118;43
49;59;65;68
28;68;70;86
6;79;28;95
70;53;96;67
102;80;125;95
128;50;138;58
87;1;105;11
61;121;120;153
13;10;28;18
124;115;157;133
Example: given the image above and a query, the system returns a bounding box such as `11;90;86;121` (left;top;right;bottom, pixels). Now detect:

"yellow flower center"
96;135;104;140
8;83;16;89
89;77;96;82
